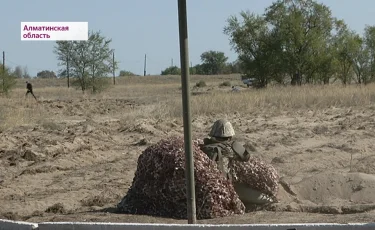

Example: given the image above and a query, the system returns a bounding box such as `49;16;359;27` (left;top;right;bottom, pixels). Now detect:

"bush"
220;81;232;87
161;66;181;75
0;65;17;95
71;77;111;94
195;80;207;88
120;70;136;76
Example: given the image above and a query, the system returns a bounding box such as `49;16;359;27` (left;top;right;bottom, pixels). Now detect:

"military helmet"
209;119;235;138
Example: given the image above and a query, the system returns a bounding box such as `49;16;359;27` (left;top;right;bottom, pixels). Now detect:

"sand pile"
117;136;245;219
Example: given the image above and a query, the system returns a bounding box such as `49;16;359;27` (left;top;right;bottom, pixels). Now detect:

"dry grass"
1;75;375;130
44;203;66;214
81;191;122;207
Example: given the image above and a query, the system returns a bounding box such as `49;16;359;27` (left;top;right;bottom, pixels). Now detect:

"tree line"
153;0;375;89
223;0;375;88
160;50;240;76
118;50;240;77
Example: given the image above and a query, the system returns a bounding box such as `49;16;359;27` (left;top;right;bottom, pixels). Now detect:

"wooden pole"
144;54;147;76
2;51;5;91
113;51;116;85
67;56;70;88
178;0;196;224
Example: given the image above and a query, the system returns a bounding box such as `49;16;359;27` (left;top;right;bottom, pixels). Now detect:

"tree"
58;69;67;78
364;25;375;83
192;64;205;75
265;0;335;85
13;66;23;78
54;30;118;93
22;66;31;79
350;35;370;84
224;60;242;74
200;50;228;75
0;64;17;95
119;70;136;76
224;11;280;88
54;40;74;86
37;70;57;79
332;21;361;85
313;37;338;84
161;66;181;75
224;0;352;87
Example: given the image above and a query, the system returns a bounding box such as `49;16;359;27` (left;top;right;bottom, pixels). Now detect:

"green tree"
224;11;280;88
119;70;136;76
364;25;375;83
37;70;57;79
225;0;340;87
192;64;205;75
223;60;242;74
54;30;118;93
264;0;335;85
0;64;17;95
54;40;74;86
200;50;228;75
332;21;361;85
351;35;370;84
312;37;337;84
58;69;67;78
161;66;181;75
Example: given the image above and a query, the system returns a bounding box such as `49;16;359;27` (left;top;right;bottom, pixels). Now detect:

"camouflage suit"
199;119;250;181
200;119;278;206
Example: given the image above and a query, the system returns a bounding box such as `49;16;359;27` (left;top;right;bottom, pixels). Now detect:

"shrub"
195;80;207;88
220;81;232;87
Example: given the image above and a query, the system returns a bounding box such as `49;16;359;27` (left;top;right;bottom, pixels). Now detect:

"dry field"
1;74;375;224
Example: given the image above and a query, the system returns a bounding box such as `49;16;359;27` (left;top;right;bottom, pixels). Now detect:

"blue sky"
1;0;375;77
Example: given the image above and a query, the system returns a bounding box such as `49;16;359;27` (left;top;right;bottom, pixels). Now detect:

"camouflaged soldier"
199;119;250;181
200;119;278;207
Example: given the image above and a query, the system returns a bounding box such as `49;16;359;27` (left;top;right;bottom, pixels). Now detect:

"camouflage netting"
230;156;280;200
117;136;245;219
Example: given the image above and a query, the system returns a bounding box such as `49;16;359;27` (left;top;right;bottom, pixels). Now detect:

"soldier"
199;119;250;181
199;119;276;207
25;81;37;101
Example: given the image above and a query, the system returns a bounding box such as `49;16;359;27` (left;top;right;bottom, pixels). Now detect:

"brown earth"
1;81;375;224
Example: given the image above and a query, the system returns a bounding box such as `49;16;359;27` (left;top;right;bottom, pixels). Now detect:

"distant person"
25;81;37;101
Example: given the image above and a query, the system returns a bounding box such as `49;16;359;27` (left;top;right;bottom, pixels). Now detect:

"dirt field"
1;75;375;224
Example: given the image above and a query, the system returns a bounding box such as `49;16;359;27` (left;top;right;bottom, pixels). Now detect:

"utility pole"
143;54;147;76
66;56;70;88
2;51;5;91
113;51;116;85
171;58;174;67
178;0;196;224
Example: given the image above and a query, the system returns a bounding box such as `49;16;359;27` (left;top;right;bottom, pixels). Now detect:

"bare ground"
1;81;375;224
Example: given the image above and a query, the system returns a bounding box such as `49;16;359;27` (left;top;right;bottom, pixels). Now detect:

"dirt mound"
294;172;375;206
2;98;375;223
40;98;138;117
117;136;245;219
352;155;375;174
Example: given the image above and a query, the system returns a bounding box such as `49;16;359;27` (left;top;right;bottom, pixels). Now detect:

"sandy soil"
1;95;375;224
